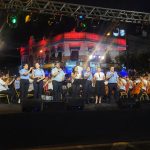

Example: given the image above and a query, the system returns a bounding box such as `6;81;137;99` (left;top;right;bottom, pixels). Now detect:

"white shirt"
0;79;8;91
77;66;83;74
142;79;148;90
48;82;53;90
94;72;105;81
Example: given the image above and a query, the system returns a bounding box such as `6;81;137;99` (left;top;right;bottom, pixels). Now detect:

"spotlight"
40;50;43;53
113;28;119;37
11;17;17;24
79;15;84;20
25;15;31;23
101;56;105;60
80;22;87;28
120;29;126;37
7;14;18;28
106;32;111;36
89;55;93;60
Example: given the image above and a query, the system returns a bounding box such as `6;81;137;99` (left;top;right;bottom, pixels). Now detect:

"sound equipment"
22;99;42;112
42;101;66;112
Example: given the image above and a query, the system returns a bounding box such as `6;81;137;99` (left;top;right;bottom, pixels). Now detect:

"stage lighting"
79;15;84;20
11;15;17;24
80;22;87;28
7;14;18;28
101;56;105;60
89;55;93;60
113;28;119;37
120;29;126;37
106;32;111;36
40;50;43;53
25;15;31;23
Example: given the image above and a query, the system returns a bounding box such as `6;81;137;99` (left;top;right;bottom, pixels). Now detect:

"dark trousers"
72;80;80;98
108;83;118;102
52;80;62;101
20;79;29;101
83;80;92;103
33;80;43;100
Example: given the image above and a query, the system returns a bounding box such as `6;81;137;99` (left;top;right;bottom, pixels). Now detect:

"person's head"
110;66;115;72
23;64;28;70
86;66;91;72
55;62;60;68
35;62;40;69
97;67;101;72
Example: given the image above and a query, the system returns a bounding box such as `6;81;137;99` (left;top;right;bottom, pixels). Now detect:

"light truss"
0;0;150;24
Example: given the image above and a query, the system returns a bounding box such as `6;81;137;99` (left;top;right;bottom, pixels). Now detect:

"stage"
0;102;150;149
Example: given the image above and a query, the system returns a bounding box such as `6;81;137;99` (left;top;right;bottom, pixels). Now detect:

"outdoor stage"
0;102;150;149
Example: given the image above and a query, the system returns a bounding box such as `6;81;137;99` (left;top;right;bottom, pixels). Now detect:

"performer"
106;66;119;103
19;64;33;102
76;61;83;75
83;66;93;104
94;67;105;104
0;73;16;102
32;62;45;100
51;62;65;101
71;66;82;97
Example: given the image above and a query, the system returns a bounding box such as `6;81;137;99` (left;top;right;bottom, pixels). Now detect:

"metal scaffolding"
0;0;150;24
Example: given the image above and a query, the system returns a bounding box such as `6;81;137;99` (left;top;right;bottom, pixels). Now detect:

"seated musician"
117;77;127;97
43;76;53;95
130;77;143;100
0;73;15;101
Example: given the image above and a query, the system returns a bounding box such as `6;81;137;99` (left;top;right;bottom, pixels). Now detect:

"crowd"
0;61;150;105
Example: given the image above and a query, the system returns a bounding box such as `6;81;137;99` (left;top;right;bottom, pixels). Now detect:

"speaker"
66;97;85;110
22;99;42;112
42;101;66;112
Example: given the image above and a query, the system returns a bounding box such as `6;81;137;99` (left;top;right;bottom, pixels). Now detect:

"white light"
93;55;96;58
120;29;126;36
89;55;93;60
101;56;105;60
98;56;101;58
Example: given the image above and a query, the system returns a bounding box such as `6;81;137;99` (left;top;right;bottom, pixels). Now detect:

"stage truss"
0;0;150;24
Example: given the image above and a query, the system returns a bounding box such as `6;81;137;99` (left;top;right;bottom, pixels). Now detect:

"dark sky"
62;0;150;12
0;0;149;70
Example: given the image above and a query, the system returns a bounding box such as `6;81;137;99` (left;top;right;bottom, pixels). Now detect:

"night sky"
0;0;149;71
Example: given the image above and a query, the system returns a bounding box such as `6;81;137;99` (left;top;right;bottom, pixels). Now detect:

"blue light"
113;28;119;37
79;15;84;19
120;29;126;37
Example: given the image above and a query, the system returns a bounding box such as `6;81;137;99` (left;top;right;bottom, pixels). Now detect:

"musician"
19;64;33;102
0;73;15;101
83;66;93;104
71;66;82;97
106;66;119;103
32;62;45;100
51;62;65;101
76;61;83;75
94;67;105;104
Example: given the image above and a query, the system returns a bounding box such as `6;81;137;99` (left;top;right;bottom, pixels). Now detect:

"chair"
0;93;10;104
28;91;34;98
120;91;128;99
139;92;149;101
